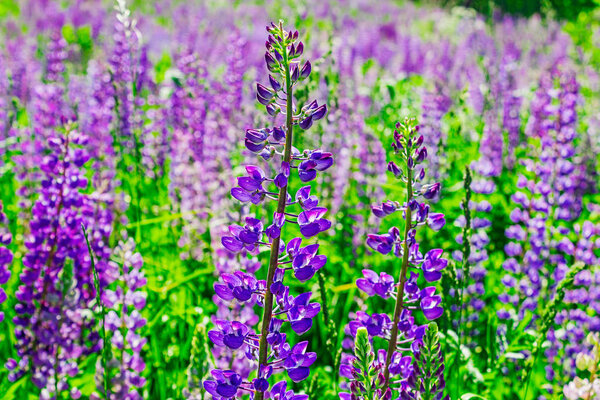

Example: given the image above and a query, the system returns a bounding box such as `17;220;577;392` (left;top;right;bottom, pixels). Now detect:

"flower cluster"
0;201;12;324
497;65;598;389
500;42;523;170
420;88;452;180
546;220;600;386
204;21;332;399
208;226;261;383
499;65;584;324
8;124;97;397
92;237;148;400
340;118;447;397
110;0;139;145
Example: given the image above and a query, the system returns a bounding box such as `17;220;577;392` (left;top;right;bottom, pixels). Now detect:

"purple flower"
356;269;395;298
206;22;331;397
298;151;333;182
343;118;448;395
283;341;316;382
420;288;443;320
222;218;264;252
214;272;258;302
295;186;319;210
290;242;326;282
209;320;250;350
270;381;308;400
298;207;331;238
287;292;321;335
422;249;447;282
203;370;243;399
371;201;400;218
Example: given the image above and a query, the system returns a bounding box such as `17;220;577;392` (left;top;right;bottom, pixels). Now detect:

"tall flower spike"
341;117;447;397
207;21;332;400
92;236;147;400
9;123;96;397
0;201;12;324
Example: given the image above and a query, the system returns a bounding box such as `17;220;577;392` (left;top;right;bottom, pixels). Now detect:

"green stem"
383;158;413;387
82;224;110;398
255;23;293;400
455;166;471;397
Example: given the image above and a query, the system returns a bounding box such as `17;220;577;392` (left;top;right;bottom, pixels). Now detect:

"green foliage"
426;0;599;20
61;24;94;70
0;0;18;19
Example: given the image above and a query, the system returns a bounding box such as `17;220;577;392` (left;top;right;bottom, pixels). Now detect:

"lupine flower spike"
341;117;448;399
205;21;332;399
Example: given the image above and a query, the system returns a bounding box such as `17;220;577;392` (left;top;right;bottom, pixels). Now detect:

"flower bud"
269;75;281;91
377;372;386;386
291;64;299;82
423;182;441;199
299;115;313;130
300;60;311;79
257;83;274;100
311;104;327;120
382;388;392;400
388;162;402;179
256;92;271;106
415;147;427;163
265;52;278;72
266;104;279;116
415;134;424;147
272;127;285;141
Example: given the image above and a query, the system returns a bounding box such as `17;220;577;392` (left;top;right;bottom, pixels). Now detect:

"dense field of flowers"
0;0;599;399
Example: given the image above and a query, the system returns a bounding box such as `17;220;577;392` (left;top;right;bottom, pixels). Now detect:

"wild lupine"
8;123;97;397
110;0;139;147
341;118;447;397
497;68;591;390
499;65;585;325
92;237;147;400
210;227;261;380
204;21;331;399
0;201;12;324
0;55;10;138
11;26;68;232
167;48;211;261
544;221;600;387
84;60;117;188
452;167;491;345
420;88;451;180
499;42;523;170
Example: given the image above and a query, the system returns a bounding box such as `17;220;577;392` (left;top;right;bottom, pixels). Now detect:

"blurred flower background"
0;0;599;399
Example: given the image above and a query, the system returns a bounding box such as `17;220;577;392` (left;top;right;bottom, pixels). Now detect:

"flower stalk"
383;155;412;386
256;22;295;398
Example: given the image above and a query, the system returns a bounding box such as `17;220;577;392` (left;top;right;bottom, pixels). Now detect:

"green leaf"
461;394;488;400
